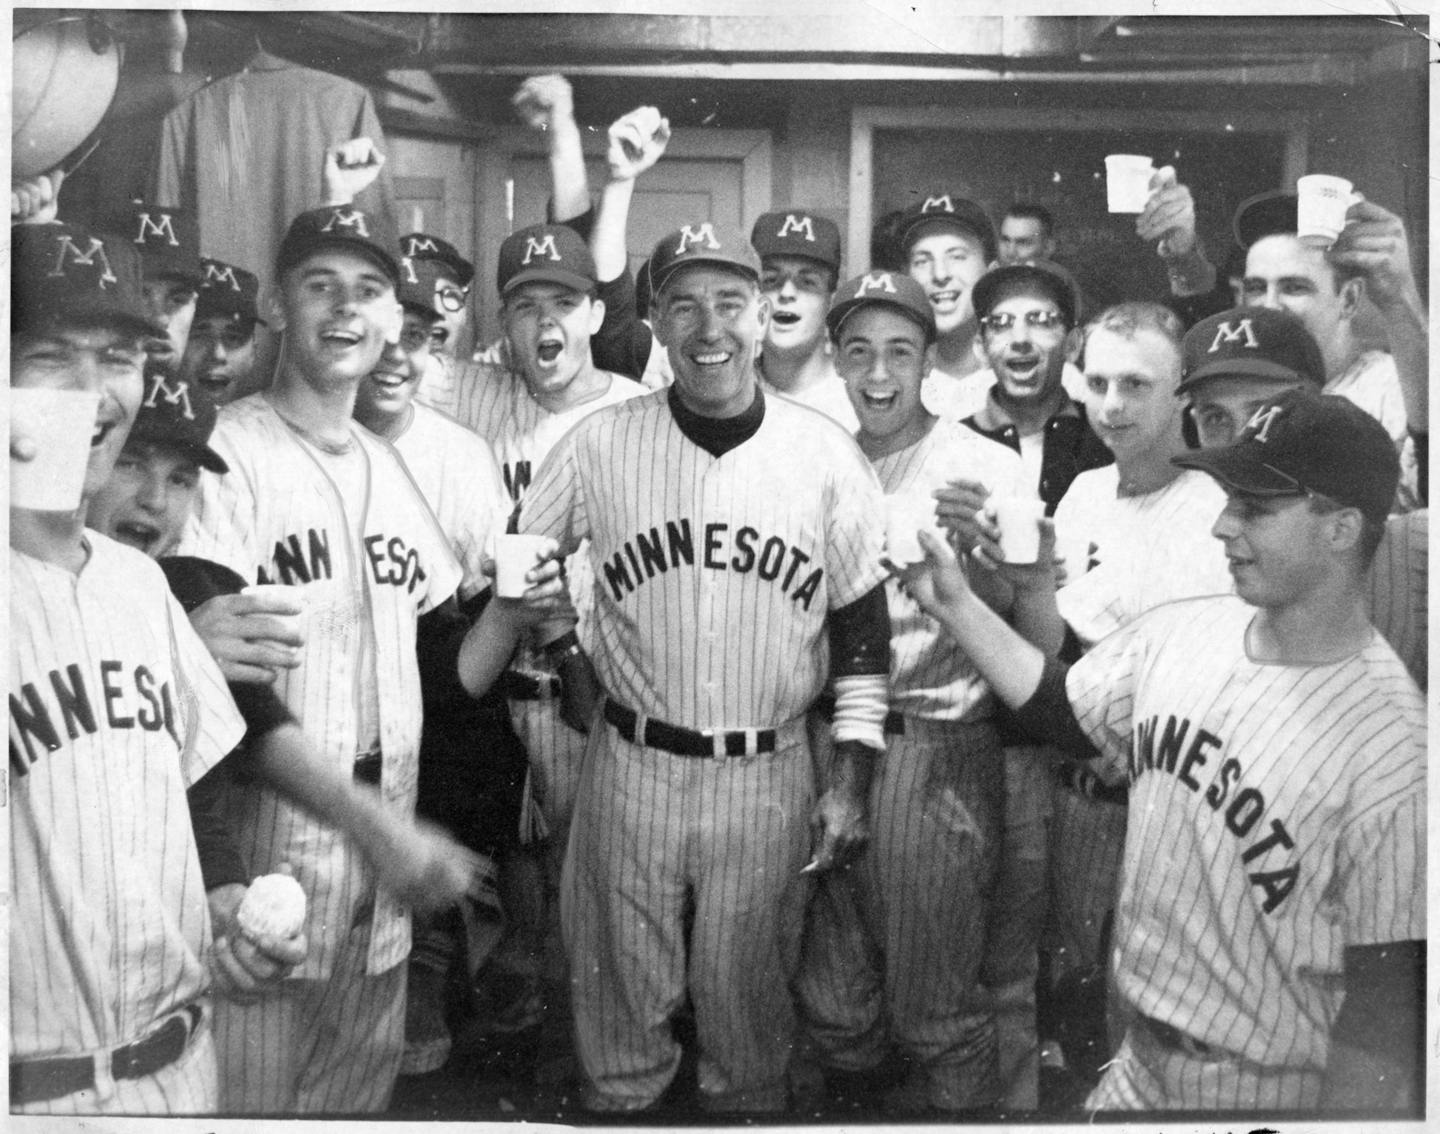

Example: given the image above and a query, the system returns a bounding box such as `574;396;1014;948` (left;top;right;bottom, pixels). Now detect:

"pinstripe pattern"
760;361;859;433
1066;595;1424;1100
215;926;406;1113
391;402;510;602
524;391;887;1110
1367;509;1427;688
179;393;462;980
10;536;242;1106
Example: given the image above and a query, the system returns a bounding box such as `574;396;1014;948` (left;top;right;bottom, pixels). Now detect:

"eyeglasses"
978;309;1066;334
435;284;469;313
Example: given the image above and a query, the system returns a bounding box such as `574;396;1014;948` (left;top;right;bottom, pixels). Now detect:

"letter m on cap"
777;214;816;242
521;234;561;265
675;223;721;254
321;208;370;238
1208;317;1259;353
49;234;118;288
404;236;439;256
203;262;242;292
136;211;179;247
1244;404;1284;444
922;195;955;214
143;374;196;421
856;272;898;296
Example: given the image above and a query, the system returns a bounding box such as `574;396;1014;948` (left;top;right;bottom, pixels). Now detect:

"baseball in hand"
236;873;307;940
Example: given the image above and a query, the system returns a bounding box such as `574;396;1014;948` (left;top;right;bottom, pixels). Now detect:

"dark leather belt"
1056;760;1128;805
353;749;382;786
1142;1014;1218;1059
11;1003;203;1106
603;700;777;758
502;670;562;701
812;692;906;736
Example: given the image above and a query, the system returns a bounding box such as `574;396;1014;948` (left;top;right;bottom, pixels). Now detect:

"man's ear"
587;296;606;336
1326;505;1365;555
920;342;937;381
1336;274;1365;320
265;288;286;332
383;302;404;346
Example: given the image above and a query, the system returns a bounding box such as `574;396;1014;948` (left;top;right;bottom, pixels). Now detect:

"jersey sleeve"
1334;787;1426;945
1063;614;1151;783
822;437;889;609
454;436;510;601
165;589;245;788
394;458;463;615
177;423;260;582
517;422;589;557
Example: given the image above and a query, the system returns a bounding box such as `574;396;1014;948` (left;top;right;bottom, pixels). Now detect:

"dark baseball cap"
276;205;401;287
1180;307;1325;394
1173;388;1398;525
195;258;264;326
972;259;1082;328
1232;190;1298;250
648;222;761;296
400;231;475;287
497;223;597;297
397;254;446;321
128;372;229;474
826;270;937;345
11;221;163;339
897;194;997;263
104;201;202;288
750;211;842;275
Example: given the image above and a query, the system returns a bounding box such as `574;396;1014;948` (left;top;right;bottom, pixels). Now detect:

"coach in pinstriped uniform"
519;221;893;1114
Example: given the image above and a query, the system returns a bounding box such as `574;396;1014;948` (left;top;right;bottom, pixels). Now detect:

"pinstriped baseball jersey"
10;535;243;1063
1066;595;1425;1070
1368;509;1426;687
873;419;1026;719
1053;466;1231;648
760;363;859;433
390;401;509;602
178;393;462;978
520;390;889;727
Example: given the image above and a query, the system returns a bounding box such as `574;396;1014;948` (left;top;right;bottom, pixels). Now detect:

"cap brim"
280;238;400;287
194;300;265;327
1178;356;1316;393
501;267;595;296
650;256;759;296
126;427;230;475
827;296;936;344
900;215;988;254
16;301;165;340
1171;446;1298;497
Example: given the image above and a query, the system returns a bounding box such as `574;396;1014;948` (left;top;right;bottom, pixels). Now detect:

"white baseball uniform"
454;361;645;839
10;535;244;1115
1367;508;1427;689
796;420;1026;1111
520;388;888;1112
179;392;461;1113
1066;595;1424;1110
760;362;859;433
1325;349;1419;508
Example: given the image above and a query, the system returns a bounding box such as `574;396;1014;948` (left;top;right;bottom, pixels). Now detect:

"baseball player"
997;204;1058;267
176;198;469;1113
101;199;203;379
402;231;476;417
8;219;299;1115
793;270;1028;1114
751;210;858;430
1181;306;1426;689
181;257;265;404
897;386;1423;1113
518;222;893;1114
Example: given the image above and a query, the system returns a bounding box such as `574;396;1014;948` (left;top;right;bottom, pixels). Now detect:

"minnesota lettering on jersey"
504;460;532;502
1129;714;1298;914
11;660;181;773
603;518;824;609
255;527;428;593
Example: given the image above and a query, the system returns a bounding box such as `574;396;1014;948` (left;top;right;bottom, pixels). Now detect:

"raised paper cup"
991;495;1046;565
1105;154;1156;215
9;387;101;512
495;533;553;598
1295;174;1358;250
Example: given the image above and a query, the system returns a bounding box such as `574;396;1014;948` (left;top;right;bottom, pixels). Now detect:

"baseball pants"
1046;775;1127;987
511;694;590;842
980;744;1053;1111
561;716;813;1113
14;1007;218;1116
796;716;1005;1112
1087;1017;1324;1111
215;922;406;1114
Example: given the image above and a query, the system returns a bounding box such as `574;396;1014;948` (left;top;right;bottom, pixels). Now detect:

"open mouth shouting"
535;337;565;365
858;386;898;411
319;326;364;352
111;517;165;555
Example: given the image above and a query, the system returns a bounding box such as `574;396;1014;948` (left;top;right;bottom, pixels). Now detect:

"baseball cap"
1232;190;1298;249
1180;307;1325;394
104;201;202;287
397;254;447;320
648;222;762;296
276;205;401;287
127;372;230;474
1173;388;1398;525
400;231;475;288
11;221;163;339
897;194;997;263
496;223;597;297
826;270;937;344
971;259;1082;328
195;258;265;326
750;211;842;275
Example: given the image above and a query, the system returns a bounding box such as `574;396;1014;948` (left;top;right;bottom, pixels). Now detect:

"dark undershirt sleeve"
1010;654;1102;758
828;584;891;678
188;761;249;890
592;267;653;381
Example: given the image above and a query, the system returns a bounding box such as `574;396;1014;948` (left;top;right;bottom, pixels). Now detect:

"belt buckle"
632;709;650;749
703;728;726;761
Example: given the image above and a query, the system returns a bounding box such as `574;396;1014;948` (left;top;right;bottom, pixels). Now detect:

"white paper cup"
991;495;1046;564
1295;174;1358;250
9;387;101;512
1105;154;1155;214
495;534;552;598
884;490;939;567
